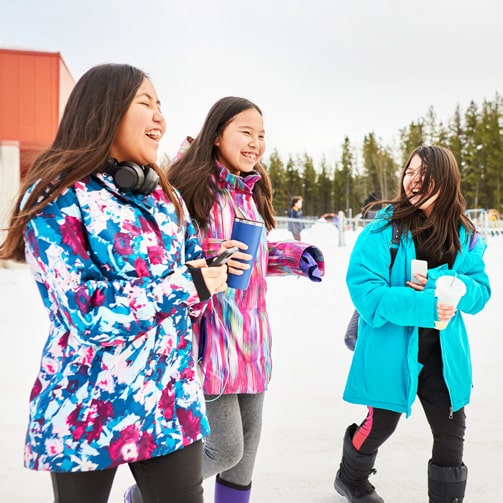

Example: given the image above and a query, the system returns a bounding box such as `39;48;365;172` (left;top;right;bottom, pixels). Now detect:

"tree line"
264;94;503;218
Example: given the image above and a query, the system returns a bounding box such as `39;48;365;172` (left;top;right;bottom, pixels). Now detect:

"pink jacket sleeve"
267;240;325;279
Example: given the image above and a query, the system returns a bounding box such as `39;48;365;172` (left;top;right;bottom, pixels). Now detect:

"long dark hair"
167;96;276;231
0;63;181;263
373;145;475;265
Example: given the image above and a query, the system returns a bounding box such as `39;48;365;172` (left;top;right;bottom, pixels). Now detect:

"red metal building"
0;48;75;177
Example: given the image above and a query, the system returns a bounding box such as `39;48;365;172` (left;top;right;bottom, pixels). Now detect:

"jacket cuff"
267;241;325;279
186;265;211;301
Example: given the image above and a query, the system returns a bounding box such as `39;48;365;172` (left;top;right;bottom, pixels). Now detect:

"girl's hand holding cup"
218;240;252;276
434;275;466;329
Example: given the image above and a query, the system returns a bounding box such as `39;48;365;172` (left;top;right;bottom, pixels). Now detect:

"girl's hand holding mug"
218;240;252;276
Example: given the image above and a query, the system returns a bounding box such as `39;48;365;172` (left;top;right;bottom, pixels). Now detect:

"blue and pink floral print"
23;172;209;472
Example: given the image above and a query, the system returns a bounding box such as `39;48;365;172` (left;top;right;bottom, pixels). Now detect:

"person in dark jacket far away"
287;195;305;240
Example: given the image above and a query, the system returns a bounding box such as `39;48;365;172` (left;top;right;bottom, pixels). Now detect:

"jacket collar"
91;172;156;210
216;162;261;194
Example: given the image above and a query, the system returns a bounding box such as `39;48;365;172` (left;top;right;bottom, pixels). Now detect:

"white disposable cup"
434;275;466;330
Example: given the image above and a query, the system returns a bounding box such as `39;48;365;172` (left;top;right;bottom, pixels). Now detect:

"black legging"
51;441;203;503
353;331;466;467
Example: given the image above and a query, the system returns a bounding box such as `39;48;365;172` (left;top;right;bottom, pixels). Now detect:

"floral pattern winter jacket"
23;172;209;472
192;164;324;395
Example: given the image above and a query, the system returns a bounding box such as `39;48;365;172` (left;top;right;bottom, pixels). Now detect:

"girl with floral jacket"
0;64;227;503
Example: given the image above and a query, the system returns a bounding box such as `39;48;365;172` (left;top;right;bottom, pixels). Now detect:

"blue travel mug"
227;217;264;289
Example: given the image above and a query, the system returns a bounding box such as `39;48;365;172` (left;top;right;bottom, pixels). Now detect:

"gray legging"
126;393;264;503
203;392;265;487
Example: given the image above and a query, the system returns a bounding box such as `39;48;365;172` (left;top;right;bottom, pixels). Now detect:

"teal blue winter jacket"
343;208;491;417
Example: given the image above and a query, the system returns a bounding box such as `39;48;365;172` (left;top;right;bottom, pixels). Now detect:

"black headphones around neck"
105;158;159;195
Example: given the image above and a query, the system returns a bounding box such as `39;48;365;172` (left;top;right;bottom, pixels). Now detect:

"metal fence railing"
276;208;502;246
465;209;502;239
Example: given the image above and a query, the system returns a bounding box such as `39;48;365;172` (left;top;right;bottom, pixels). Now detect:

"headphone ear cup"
137;166;159;195
113;161;145;192
107;160;159;195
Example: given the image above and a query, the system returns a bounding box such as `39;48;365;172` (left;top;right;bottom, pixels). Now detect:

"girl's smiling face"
403;154;439;216
110;78;165;166
214;108;265;176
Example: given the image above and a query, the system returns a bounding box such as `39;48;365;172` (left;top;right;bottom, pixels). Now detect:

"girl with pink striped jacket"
126;97;324;503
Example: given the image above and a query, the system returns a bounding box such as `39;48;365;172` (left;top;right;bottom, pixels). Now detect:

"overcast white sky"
2;0;503;165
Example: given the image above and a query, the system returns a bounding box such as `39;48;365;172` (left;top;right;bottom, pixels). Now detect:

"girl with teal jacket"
334;146;491;503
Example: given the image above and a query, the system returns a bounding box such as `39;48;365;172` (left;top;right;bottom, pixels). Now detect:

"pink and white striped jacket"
193;163;324;395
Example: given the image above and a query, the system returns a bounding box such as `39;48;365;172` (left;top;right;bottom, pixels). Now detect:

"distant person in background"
487;208;499;229
287;195;305;240
362;191;381;220
0;63;228;503
334;145;491;502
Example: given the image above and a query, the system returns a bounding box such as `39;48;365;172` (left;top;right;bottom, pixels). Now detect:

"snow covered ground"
1;222;501;502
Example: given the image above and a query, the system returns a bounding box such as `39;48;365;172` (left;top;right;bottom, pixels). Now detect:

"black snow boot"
334;424;384;502
428;460;467;502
